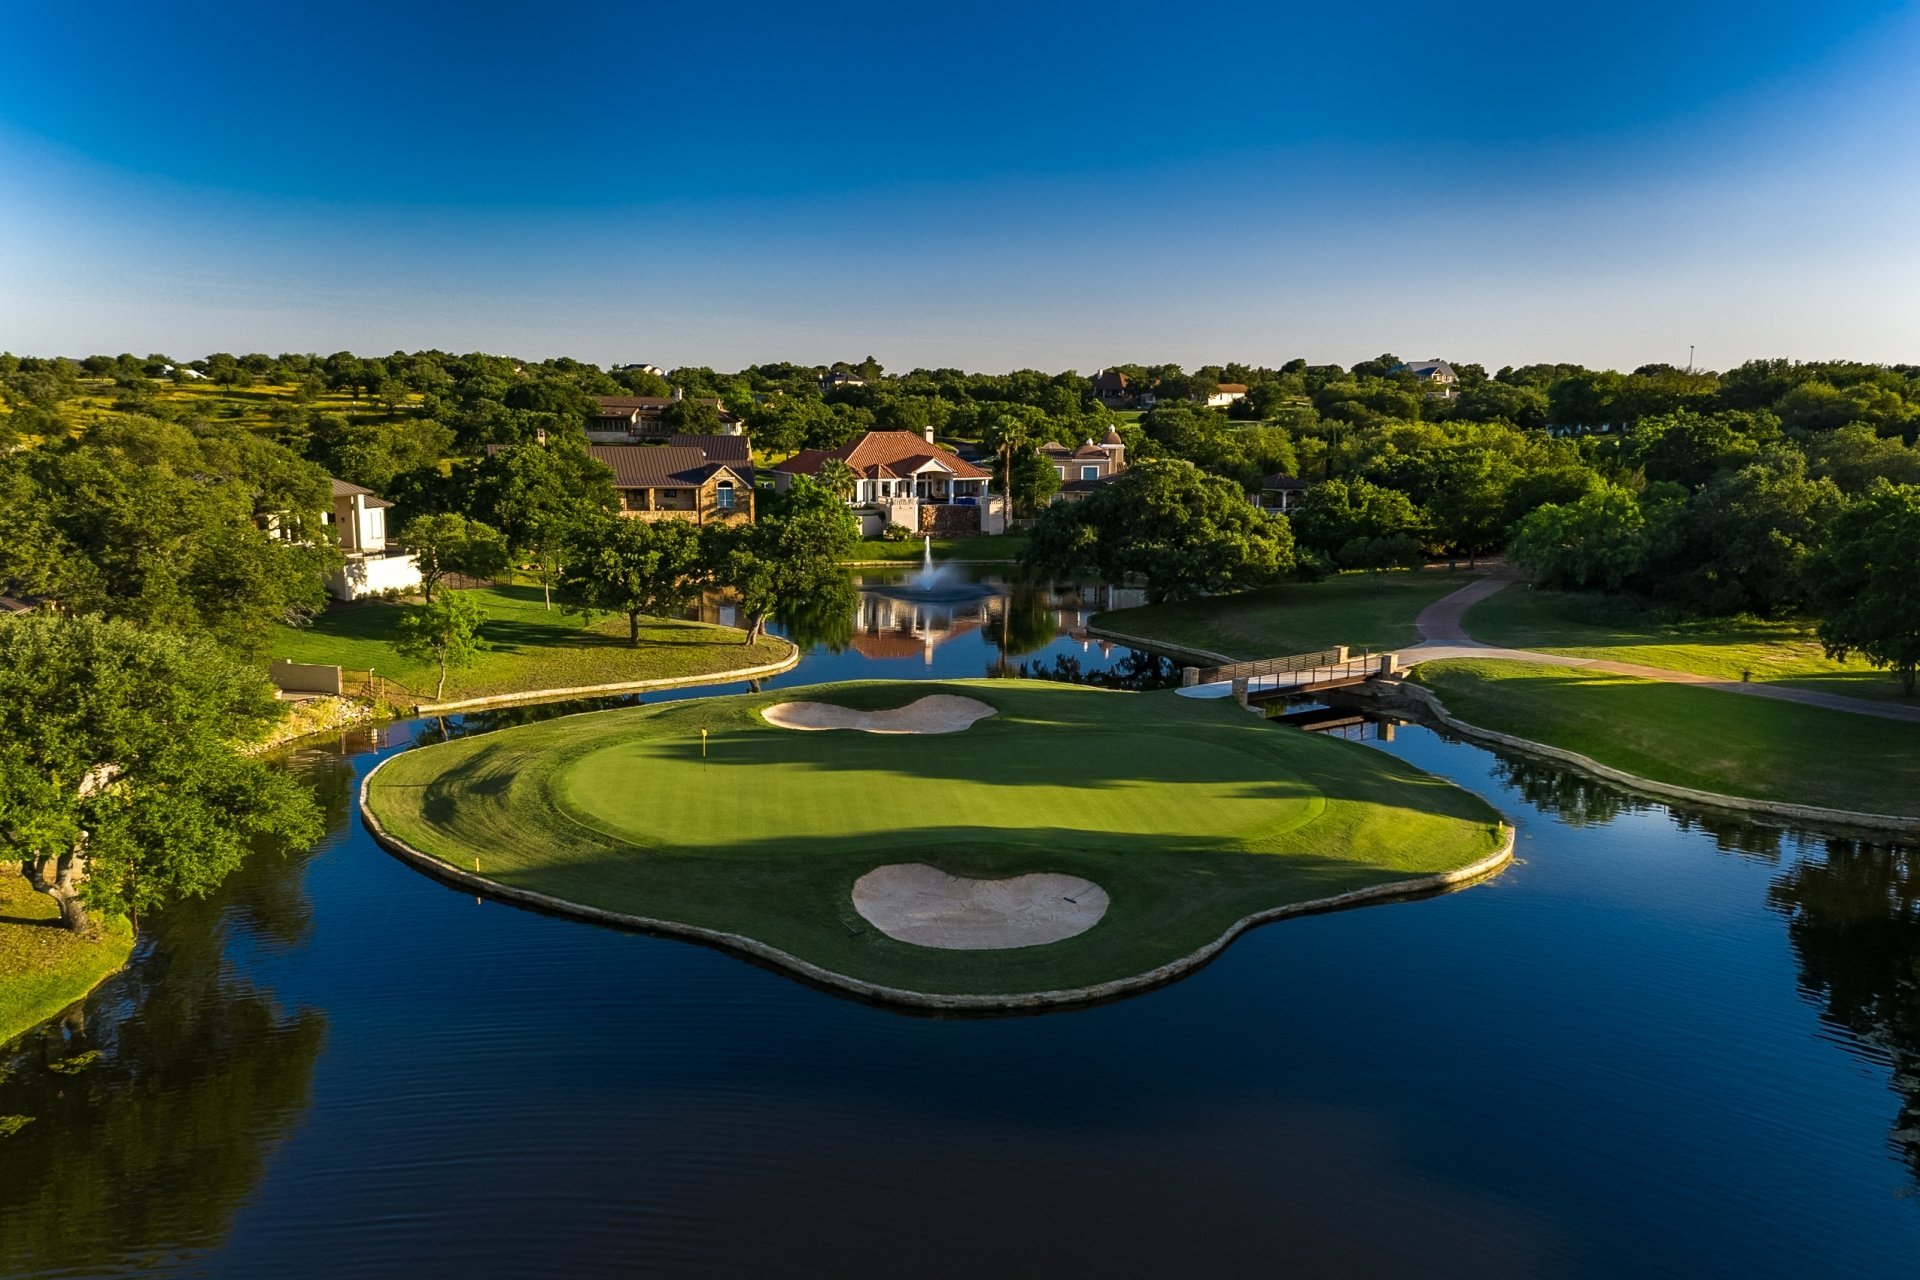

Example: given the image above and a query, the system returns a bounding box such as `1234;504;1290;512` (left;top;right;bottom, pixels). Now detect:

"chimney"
923;425;936;444
674;386;684;401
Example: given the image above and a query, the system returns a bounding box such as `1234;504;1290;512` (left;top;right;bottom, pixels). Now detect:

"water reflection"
0;763;334;1278
1768;837;1920;1176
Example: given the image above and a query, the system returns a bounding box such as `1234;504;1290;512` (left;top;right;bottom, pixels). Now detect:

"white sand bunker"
853;863;1109;950
762;695;995;735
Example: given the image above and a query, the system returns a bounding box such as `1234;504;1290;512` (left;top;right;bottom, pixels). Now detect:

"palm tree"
817;458;859;502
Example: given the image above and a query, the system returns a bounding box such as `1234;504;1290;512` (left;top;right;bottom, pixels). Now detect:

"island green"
363;679;1507;997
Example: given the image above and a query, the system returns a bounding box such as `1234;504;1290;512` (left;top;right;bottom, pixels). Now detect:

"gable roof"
770;431;990;481
668;433;750;461
1261;473;1311;492
329;477;393;508
583;445;747;490
1392;360;1456;381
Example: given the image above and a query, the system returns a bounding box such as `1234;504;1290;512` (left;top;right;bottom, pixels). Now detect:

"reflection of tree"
995;586;1060;660
1767;839;1920;1179
776;575;857;653
0;782;330;1275
1672;812;1785;862
1489;756;1646;827
1010;650;1181;691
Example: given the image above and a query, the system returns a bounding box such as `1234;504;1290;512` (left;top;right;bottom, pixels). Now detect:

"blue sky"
1;0;1917;371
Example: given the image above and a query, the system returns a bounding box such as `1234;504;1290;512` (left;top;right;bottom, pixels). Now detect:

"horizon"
3;0;1918;370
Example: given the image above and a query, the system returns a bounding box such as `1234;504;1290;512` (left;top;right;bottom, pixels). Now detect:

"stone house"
770;429;1006;535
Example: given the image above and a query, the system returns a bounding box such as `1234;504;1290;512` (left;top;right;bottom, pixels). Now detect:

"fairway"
364;679;1507;1001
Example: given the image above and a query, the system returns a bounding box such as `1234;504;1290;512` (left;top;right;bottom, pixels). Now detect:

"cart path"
1403;574;1920;724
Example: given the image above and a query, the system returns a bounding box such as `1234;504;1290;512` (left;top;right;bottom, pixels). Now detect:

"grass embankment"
268;584;791;704
1414;659;1920;818
845;534;1029;563
365;679;1506;996
1094;571;1472;660
0;875;133;1046
1467;589;1910;703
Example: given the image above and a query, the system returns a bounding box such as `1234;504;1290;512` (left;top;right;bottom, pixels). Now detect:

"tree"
999;446;1062;515
471;440;616;609
1289;476;1422;558
562;515;708;646
815;458;859;501
1426;448;1518;567
0;416;337;651
396;512;509;601
1020;459;1293;603
392;592;489;700
715;480;858;643
1508;483;1648;593
0;613;321;933
1804;483;1920;695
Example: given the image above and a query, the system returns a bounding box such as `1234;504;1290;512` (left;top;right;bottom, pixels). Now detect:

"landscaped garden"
362;678;1508;999
1092;570;1473;659
267;584;792;704
1412;658;1920;818
1464;588;1910;702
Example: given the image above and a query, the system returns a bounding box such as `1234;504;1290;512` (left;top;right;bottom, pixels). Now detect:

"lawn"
1094;571;1473;661
267;584;792;704
0;874;133;1047
1466;588;1911;703
846;534;1029;563
364;679;1506;997
1413;658;1920;818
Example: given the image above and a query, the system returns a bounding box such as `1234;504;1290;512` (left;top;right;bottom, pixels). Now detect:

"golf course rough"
361;679;1512;1005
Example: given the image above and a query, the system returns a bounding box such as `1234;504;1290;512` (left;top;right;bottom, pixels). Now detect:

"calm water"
3;573;1918;1278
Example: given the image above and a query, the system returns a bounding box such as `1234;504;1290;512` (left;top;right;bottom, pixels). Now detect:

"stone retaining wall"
412;641;801;715
1373;678;1920;836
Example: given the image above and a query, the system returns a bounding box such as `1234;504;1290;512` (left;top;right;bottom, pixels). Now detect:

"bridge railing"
1194;646;1348;686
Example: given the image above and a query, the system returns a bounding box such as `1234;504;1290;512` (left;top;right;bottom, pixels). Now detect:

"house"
1040;426;1127;502
325;478;422;600
821;369;867;392
771;428;1005;535
584;443;754;524
1256;473;1311;514
589;392;741;442
1199;383;1248;409
612;363;664;376
1090;368;1132;409
1390;359;1459;396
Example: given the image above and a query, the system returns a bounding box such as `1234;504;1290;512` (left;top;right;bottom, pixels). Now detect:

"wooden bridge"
1179;646;1402;703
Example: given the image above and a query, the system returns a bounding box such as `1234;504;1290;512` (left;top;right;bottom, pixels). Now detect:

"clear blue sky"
2;0;1916;371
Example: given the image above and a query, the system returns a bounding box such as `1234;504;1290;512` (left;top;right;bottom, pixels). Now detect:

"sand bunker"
852;864;1109;950
762;695;996;735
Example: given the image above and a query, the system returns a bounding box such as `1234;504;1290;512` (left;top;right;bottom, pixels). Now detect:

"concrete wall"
269;659;344;695
329;553;422;601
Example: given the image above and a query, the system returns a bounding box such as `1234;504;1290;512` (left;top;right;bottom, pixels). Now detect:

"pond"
2;572;1917;1277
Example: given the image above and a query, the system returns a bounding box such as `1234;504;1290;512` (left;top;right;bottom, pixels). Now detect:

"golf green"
362;679;1509;1002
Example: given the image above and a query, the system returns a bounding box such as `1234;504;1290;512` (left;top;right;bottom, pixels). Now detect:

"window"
1056;467;1067;479
716;480;735;509
1081;466;1099;480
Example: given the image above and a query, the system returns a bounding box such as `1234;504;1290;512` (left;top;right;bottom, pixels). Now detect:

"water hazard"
2;570;1917;1276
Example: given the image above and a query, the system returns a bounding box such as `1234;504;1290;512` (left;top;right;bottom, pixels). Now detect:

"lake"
2;571;1916;1277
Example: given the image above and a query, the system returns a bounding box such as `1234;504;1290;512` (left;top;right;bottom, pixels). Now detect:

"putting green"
363;679;1508;1001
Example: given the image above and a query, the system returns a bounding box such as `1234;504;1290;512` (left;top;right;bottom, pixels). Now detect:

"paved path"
1402;574;1920;725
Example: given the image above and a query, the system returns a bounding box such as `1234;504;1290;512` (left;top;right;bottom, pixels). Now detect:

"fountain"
869;534;994;602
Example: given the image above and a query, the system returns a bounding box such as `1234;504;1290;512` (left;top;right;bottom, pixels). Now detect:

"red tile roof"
771;431;990;481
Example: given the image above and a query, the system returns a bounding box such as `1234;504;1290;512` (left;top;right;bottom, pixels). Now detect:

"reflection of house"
1091;368;1132;408
850;593;991;665
589;392;742;441
1042;427;1127;502
771;429;1006;536
585;442;754;524
1390;360;1459;397
325;478;422;600
1200;383;1248;409
1256;473;1311;513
